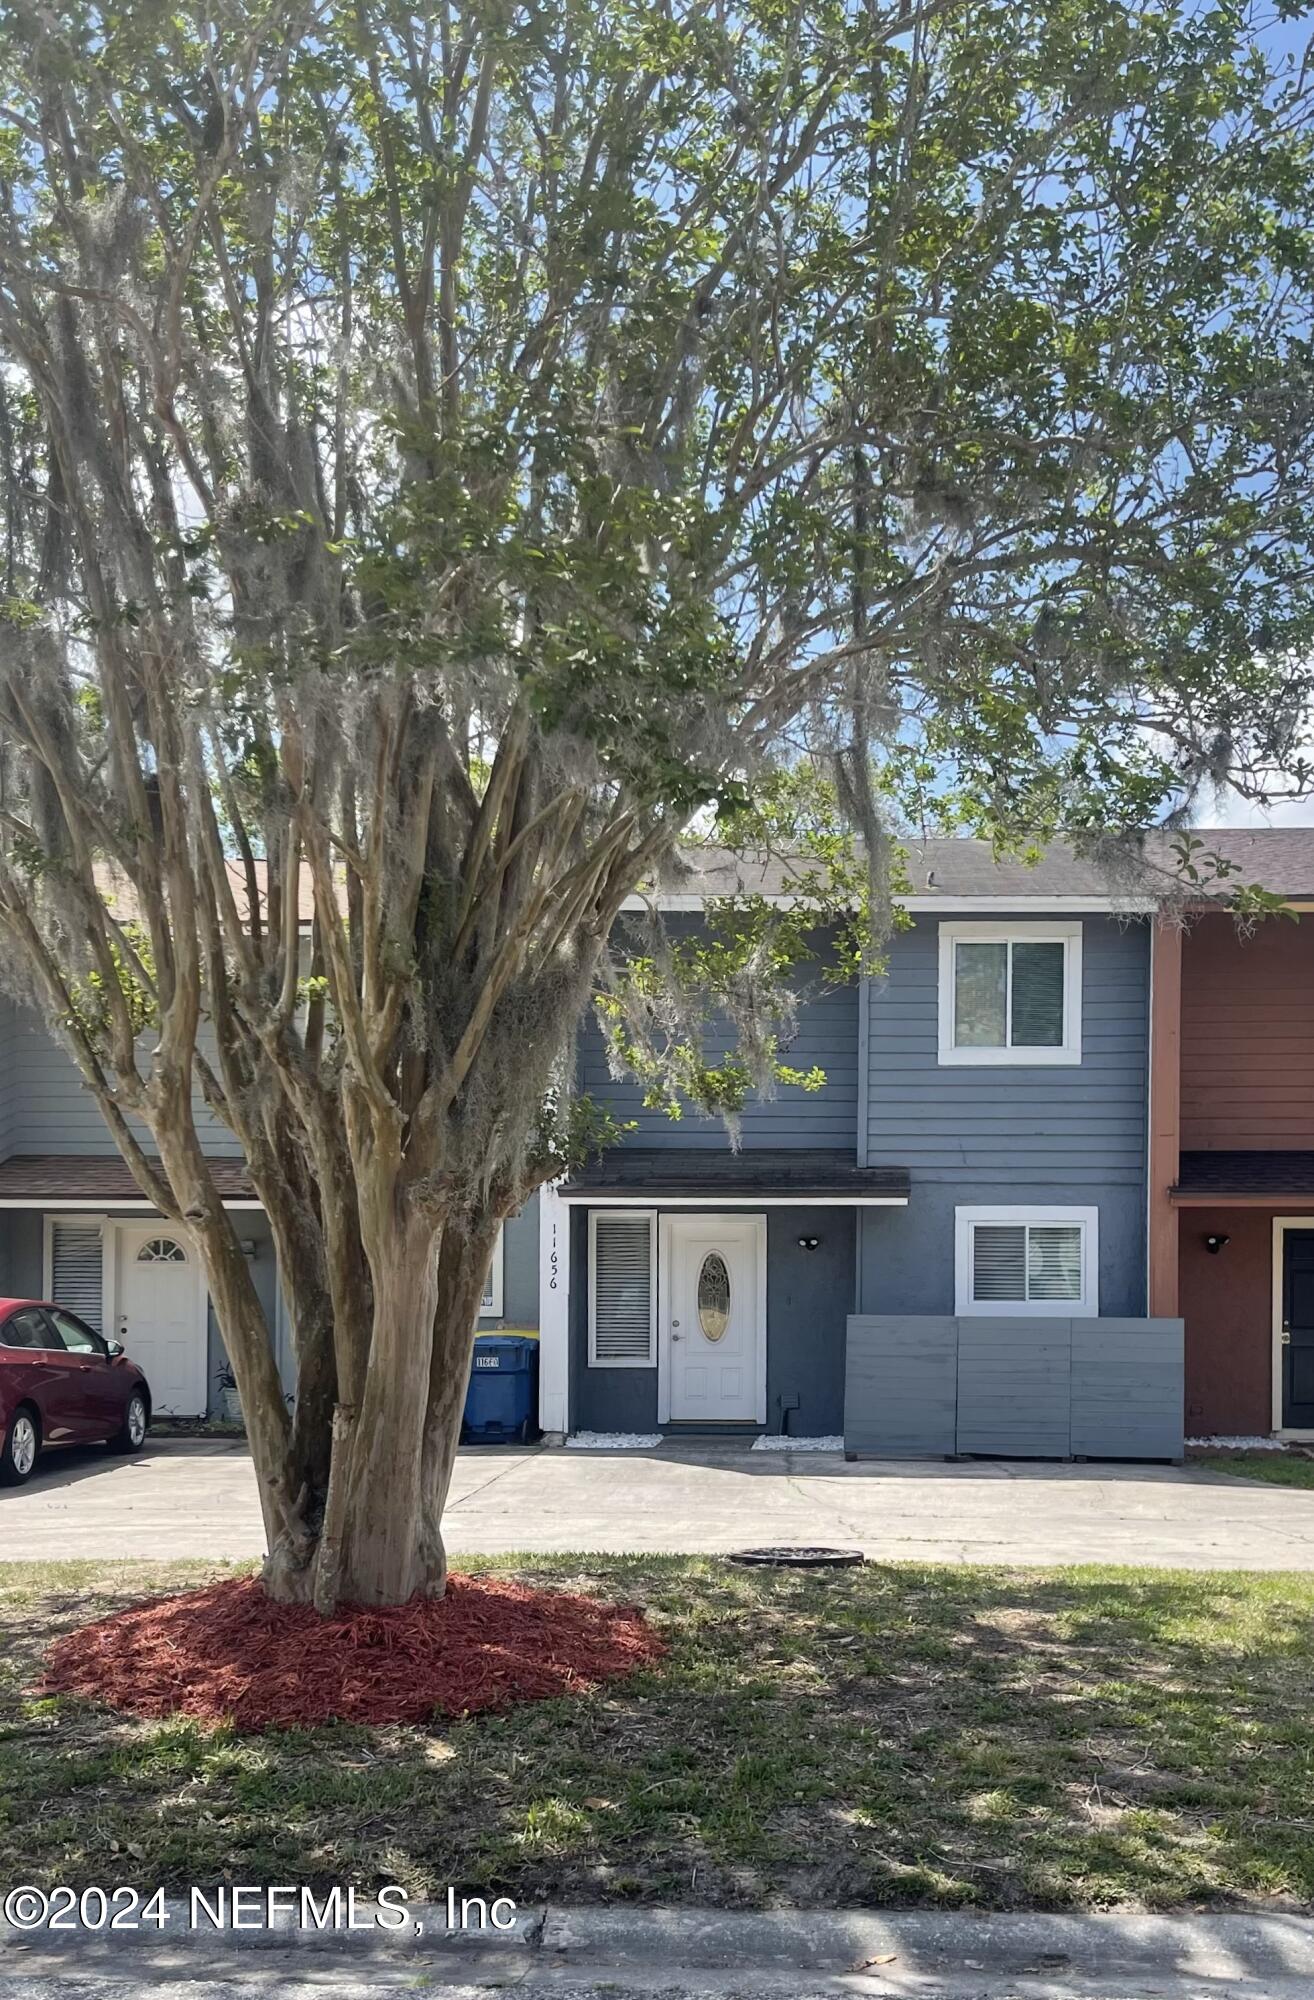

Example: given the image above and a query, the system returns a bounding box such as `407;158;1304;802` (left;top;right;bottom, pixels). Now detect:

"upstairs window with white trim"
938;922;1082;1065
955;1206;1098;1316
589;1210;657;1367
479;1226;505;1318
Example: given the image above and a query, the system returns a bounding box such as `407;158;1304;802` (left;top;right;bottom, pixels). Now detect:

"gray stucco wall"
207;1211;282;1412
479;1195;539;1329
857;1178;1147;1319
577;923;859;1152
765;1208;853;1435
570;1205;853;1436
865;914;1149;1184
0;1209;44;1295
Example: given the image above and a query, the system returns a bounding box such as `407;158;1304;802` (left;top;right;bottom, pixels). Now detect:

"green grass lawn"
1191;1452;1314;1489
3;1556;1314;1913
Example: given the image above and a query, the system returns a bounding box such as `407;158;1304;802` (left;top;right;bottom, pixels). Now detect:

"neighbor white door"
115;1223;207;1416
665;1214;765;1423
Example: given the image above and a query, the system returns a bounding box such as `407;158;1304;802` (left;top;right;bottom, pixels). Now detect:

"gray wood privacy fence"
844;1315;1184;1460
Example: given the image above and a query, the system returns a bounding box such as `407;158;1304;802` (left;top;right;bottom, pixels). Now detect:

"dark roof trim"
560;1149;909;1205
559;1191;907;1206
0;1154;259;1206
1173;1151;1314;1200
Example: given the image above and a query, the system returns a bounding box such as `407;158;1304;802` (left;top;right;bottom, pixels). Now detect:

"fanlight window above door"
137;1237;187;1263
697;1252;731;1341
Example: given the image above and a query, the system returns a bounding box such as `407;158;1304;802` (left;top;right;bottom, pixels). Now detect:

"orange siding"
1180;915;1314;1150
1179;1207;1275;1434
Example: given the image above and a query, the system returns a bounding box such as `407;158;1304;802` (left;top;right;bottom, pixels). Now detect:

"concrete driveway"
3;1437;1314;1570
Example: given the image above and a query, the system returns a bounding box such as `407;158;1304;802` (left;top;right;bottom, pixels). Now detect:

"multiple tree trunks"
186;1192;510;1610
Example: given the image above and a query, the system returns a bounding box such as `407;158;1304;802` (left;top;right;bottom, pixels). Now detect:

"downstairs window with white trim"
589;1210;657;1366
954;1206;1098;1316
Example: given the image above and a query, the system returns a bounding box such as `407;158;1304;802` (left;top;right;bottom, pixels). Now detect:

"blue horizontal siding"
866;916;1149;1183
0;999;243;1158
578;926;859;1152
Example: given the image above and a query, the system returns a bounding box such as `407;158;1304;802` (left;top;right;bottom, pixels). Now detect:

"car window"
1;1308;57;1351
46;1309;106;1357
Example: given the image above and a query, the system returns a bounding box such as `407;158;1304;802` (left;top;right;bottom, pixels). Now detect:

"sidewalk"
4;1903;1314;1997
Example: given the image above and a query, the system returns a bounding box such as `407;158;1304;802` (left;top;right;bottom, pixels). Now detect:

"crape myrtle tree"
0;0;1312;1606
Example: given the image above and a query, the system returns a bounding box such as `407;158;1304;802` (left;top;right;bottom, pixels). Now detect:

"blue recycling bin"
462;1333;540;1445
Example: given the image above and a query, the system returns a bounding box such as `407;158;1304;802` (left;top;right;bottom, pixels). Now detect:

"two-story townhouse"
537;839;1162;1451
1148;829;1314;1441
11;829;1304;1445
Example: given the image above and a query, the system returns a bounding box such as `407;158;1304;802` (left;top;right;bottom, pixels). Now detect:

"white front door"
665;1214;765;1423
115;1224;207;1416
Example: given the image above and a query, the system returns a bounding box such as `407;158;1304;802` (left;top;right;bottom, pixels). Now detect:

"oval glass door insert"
697;1251;731;1341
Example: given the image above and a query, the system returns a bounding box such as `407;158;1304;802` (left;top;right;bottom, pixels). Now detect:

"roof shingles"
0;1155;255;1202
1175;1151;1314;1198
660;829;1314;904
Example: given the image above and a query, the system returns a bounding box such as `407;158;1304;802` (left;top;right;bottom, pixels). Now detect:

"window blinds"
972;1222;1082;1305
49;1222;104;1333
590;1213;655;1363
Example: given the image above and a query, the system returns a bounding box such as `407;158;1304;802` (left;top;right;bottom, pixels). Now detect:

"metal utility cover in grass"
727;1547;865;1568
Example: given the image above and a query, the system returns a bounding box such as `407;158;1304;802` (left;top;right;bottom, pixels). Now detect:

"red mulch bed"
40;1573;665;1731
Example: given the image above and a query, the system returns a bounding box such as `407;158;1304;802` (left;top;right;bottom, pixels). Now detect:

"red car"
0;1299;150;1485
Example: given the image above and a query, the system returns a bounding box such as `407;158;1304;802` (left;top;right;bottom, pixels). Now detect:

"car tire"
0;1406;39;1486
108;1391;149;1456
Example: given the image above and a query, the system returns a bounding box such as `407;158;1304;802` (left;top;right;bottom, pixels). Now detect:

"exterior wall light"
1204;1233;1230;1255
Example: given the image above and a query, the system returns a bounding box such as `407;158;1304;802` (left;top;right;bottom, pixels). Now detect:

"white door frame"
537;1182;570;1436
1272;1216;1314;1438
657;1212;767;1425
112;1218;209;1414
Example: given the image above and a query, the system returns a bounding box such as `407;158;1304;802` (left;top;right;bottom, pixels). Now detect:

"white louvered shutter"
50;1222;105;1332
590;1213;655;1364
